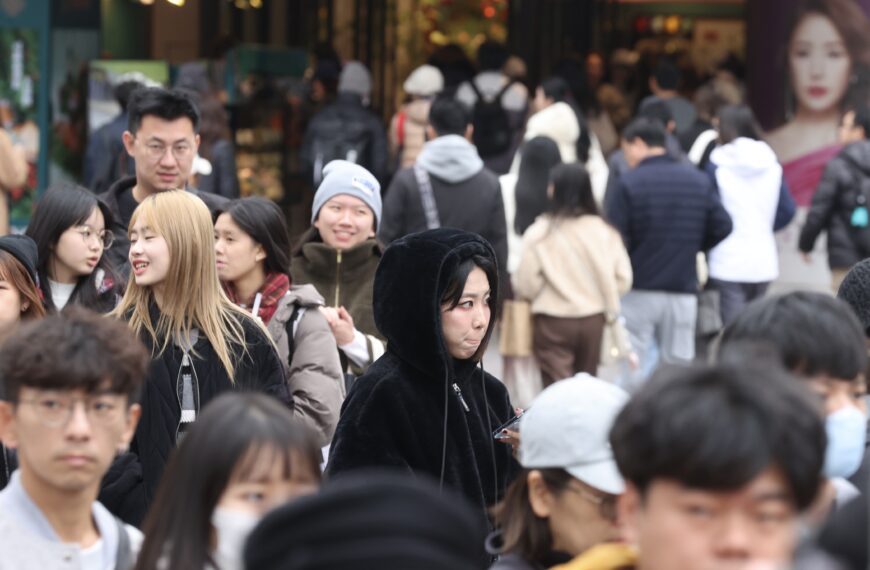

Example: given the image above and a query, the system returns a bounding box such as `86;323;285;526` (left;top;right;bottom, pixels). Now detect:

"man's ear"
465;124;474;142
426;125;438;141
122;131;136;158
0;401;19;450
120;403;142;450
618;482;642;545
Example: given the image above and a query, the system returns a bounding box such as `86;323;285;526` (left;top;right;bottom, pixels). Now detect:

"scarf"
224;272;290;326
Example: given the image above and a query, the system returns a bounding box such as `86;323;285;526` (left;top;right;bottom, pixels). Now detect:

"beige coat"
268;284;346;447
513;215;632;317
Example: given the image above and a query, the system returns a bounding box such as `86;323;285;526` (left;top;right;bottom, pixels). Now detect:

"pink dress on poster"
782;144;842;207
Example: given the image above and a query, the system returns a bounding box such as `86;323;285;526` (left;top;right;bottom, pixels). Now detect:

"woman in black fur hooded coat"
326;228;518;527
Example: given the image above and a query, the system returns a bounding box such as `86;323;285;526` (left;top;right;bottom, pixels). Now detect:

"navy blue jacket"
607;154;733;294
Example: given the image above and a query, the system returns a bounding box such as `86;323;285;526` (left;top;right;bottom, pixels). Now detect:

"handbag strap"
413;164;441;230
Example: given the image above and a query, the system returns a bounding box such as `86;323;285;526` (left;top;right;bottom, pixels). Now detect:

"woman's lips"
808;86;829;98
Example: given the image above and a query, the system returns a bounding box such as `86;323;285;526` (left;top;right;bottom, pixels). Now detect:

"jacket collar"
299;239;381;276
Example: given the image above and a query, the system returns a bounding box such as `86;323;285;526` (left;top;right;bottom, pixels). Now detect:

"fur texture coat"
326;229;518;527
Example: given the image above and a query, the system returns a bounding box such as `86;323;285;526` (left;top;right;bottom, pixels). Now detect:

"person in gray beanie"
302;61;388;185
291;160;385;379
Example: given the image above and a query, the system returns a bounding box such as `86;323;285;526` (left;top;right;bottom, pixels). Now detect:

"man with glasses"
99;87;228;278
0;307;148;569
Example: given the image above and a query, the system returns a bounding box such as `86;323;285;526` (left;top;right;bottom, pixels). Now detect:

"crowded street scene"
1;0;869;568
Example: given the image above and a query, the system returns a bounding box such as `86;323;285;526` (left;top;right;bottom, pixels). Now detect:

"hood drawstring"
440;368;449;491
481;362;499;505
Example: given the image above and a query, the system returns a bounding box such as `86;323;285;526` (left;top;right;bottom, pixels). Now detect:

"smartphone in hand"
493;409;526;440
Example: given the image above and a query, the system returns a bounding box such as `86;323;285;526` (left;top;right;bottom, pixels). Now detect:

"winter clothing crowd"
0;40;868;570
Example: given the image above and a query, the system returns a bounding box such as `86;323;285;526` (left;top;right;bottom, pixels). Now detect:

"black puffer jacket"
99;176;229;280
99;306;288;526
800;141;870;268
326;229;518;533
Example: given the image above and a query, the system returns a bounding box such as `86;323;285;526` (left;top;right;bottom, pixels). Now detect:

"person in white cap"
389;64;444;169
489;373;629;570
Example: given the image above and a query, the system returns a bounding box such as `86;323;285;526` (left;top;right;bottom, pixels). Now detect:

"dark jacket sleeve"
99;449;147;527
702;183;733;252
606;179;632;251
238;326;293;406
799;160;841;253
773;178;796;231
379;170;411;245
212;140;240;199
326;373;420;477
367;115;389;184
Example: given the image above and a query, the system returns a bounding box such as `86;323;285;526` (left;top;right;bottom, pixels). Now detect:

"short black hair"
621;117;666;148
115;81;143;112
716;104;762;144
638;100;674;128
429;97;470;137
476;41;509;71
127;87;200;134
217;198;291;276
0;307;149;403
611;363;825;511
838;258;870;335
653;58;681;90
720;292;868;380
853;104;870;139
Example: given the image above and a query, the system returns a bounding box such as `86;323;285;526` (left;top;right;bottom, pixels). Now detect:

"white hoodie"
708;138;783;283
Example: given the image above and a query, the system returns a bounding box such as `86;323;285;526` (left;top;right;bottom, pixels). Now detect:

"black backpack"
311;114;372;186
469;79;516;158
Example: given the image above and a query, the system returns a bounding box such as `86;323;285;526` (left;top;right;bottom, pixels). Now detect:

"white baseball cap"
519;374;629;495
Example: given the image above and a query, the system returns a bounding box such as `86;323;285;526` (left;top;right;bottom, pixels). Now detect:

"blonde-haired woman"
99;190;288;527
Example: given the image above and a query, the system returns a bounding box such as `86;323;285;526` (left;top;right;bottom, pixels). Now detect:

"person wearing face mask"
488;374;628;570
326;228;518;562
291;160;385;377
719;291;870;518
133;393;322;570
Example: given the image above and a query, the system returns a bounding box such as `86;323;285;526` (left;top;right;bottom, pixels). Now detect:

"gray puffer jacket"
268;285;346;447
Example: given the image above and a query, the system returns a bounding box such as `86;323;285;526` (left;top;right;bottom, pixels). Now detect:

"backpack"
469;78;516;158
842;155;870;257
311;114;372;186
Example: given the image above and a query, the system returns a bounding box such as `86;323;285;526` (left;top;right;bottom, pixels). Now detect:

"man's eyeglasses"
75;227;114;249
16;395;123;428
139;140;194;162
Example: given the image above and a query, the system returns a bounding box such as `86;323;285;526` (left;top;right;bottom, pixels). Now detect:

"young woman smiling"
100;190;288;527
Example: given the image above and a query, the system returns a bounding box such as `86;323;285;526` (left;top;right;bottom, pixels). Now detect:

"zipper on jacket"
452;382;470;413
334;250;342;307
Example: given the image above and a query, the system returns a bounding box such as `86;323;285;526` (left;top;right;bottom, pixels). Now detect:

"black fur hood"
373;228;499;382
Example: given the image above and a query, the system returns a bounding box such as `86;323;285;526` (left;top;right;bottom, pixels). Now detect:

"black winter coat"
99;307;289;526
326;229;518;534
799;141;870;268
99;177;229;280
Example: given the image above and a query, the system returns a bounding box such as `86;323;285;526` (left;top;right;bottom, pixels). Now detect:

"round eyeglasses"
17;395;122;428
75;227;114;249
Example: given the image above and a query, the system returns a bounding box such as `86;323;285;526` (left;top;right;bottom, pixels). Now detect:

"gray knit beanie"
338;61;372;100
311;160;382;230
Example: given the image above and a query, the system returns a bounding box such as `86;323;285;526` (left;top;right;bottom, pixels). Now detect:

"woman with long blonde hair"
99;190;288;527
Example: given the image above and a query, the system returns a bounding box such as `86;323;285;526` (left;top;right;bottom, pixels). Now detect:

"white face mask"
211;507;261;570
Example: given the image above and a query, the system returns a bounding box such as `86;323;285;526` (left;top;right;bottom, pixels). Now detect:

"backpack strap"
283;304;307;362
413;164;441;230
468;77;515;103
114;516;133;570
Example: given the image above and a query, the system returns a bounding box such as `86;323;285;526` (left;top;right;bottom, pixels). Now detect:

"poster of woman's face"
788;12;852;115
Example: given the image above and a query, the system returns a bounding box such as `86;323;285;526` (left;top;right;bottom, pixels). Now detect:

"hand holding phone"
493;408;525;440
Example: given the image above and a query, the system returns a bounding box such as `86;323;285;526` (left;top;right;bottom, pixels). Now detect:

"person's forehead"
137;115;195;137
325;194;369;209
650;469;793;505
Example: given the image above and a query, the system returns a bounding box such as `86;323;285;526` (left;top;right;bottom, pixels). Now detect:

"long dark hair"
134;393;322;570
25;184;120;313
217;197;291;275
548;163;599;219
539;76;592;163
716;104;763;144
514;137;562;235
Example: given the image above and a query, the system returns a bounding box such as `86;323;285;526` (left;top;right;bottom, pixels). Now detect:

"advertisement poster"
0;28;39;226
758;0;870;292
